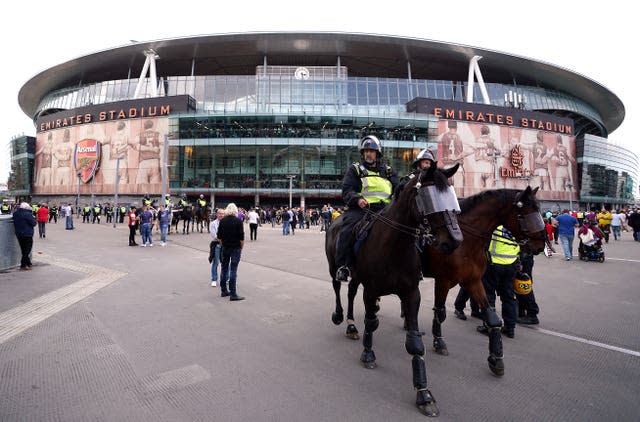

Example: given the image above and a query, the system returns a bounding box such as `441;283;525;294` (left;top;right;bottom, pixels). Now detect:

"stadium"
15;32;638;209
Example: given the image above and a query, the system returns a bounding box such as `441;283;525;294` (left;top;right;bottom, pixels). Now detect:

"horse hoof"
362;361;377;369
332;312;344;325
346;324;359;340
488;356;505;376
417;402;439;417
417;390;439;417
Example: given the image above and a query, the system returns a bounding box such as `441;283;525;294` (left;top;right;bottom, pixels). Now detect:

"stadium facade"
15;32;638;209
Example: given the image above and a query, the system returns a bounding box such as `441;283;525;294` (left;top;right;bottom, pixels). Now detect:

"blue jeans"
141;223;152;245
558;233;574;259
210;244;221;281
282;220;290;235
612;225;621;240
220;247;242;295
65;215;74;229
160;223;168;243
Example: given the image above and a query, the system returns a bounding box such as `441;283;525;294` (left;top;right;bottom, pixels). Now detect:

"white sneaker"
211;281;217;287
149;243;153;247
161;242;166;247
142;244;146;247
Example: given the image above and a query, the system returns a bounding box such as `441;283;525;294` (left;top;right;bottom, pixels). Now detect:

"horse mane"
459;189;523;214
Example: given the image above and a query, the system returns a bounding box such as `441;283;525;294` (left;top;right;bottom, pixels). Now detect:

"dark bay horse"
423;186;547;376
194;205;210;233
170;204;193;234
325;164;462;417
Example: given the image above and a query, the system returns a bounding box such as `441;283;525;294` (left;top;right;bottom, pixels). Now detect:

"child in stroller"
578;220;605;262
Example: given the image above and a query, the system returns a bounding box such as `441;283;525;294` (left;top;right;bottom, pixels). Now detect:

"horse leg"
331;277;344;326
360;291;379;369
431;280;451;356
403;288;439;417
466;281;504;376
345;278;359;340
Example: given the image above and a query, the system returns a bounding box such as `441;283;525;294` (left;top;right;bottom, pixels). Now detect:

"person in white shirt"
208;208;225;286
611;210;623;241
247;207;260;241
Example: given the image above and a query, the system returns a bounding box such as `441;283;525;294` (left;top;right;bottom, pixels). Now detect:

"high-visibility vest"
353;163;393;205
488;225;520;265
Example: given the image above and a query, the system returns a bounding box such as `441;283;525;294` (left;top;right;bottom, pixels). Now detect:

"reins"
361;206;422;238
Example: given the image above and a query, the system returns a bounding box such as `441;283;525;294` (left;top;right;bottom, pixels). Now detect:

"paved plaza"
1;218;639;421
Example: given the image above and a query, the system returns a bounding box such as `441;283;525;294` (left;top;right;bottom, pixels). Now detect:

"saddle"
352;210;380;255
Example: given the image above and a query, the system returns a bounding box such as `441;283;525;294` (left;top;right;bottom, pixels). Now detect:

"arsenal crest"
74;139;102;183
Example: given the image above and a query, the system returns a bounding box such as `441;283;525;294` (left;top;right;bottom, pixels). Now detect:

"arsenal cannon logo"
74;139;102;183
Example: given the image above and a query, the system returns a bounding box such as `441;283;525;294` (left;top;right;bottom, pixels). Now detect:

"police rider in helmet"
396;148;435;195
335;135;399;282
197;194;207;208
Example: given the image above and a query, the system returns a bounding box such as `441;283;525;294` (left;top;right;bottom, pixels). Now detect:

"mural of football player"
135;119;162;185
101;121;132;185
439;120;466;195
35;132;54;188
550;134;575;192
532;131;551;190
53;128;73;188
471;124;499;190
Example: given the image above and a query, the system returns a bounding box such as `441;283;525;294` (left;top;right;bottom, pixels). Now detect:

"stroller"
578;228;605;262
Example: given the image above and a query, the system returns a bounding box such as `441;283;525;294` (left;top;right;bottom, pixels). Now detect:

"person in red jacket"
36;203;50;239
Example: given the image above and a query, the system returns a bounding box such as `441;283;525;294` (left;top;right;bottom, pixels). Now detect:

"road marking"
0;254;126;344
606;257;640;263
535;328;640;357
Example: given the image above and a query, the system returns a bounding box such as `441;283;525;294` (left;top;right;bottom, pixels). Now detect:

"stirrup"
336;266;351;282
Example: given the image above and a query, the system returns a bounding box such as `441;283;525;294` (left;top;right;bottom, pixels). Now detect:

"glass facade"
576;134;638;205
7;136;35;197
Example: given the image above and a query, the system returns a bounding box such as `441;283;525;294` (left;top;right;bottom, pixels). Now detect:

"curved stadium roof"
19;32;624;136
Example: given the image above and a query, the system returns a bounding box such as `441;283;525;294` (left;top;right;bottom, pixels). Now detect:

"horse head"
504;186;547;254
399;162;463;255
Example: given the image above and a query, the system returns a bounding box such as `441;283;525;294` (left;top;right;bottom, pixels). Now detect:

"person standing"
628;209;640;241
139;205;154;247
610;210;623;241
216;203;245;301
157;204;171;246
516;250;540;325
127;206;139;246
556;209;579;260
597;207;613;243
208;208;224;287
477;225;520;338
36;203;49;239
247;207;259;241
13;202;37;270
62;203;74;230
49;204;58;224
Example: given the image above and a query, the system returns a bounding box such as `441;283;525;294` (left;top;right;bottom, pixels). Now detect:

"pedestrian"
139;205;154;246
556;209;579;260
62;203;74;230
127;206;139;246
36;203;49;239
628;209;640;241
216;203;245;301
13;202;37;270
516;250;540;325
157;204;171;246
610;210;622;241
247;207;259;241
208;208;224;287
453;286;481;320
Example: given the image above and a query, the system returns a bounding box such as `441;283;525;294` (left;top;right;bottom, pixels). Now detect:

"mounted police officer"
164;194;172;208
142;193;153;208
396;148;435;195
197;194;207;209
335;135;398;282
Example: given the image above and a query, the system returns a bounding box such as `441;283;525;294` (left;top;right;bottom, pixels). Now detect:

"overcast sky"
1;0;636;185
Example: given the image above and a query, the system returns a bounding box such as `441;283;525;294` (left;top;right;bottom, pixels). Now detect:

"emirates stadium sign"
74;139;101;183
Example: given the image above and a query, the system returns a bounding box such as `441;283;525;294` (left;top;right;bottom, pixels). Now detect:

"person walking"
610;210;623;241
247;207;259;241
36;203;49;239
216;203;245;301
13;202;37;270
208;208;224;287
556;209;579;260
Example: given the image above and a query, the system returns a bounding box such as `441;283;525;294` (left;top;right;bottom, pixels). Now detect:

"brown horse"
326;164;463;417
423;186;547;376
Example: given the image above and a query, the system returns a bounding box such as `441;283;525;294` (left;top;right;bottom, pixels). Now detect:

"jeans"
65;215;74;229
160;223;168;243
558;233;574;259
210;244;221;281
612;225;621;240
37;221;46;237
141;223;153;245
220;247;242;295
282;220;290;235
